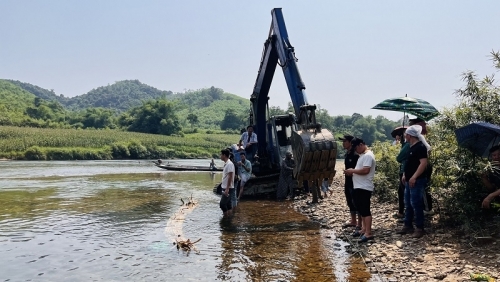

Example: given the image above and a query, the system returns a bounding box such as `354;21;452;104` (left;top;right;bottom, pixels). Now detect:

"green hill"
4;79;69;105
175;87;249;129
64;80;174;111
0;78;252;130
0;80;36;125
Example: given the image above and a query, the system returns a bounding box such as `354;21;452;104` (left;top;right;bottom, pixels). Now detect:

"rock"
432;247;445;253
434;273;447;280
416;257;424;262
384;269;394;274
396;241;403;248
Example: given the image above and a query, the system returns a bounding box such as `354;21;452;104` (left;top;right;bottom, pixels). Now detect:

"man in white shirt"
345;138;376;243
219;149;235;217
238;125;258;161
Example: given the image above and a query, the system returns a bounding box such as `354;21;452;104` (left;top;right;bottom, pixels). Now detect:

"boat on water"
155;163;222;172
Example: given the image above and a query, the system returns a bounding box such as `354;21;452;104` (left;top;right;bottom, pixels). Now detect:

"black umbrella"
454;122;500;158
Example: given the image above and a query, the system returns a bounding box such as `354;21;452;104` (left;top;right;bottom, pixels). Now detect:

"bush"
372;141;400;202
111;143;130;159
25;146;46;160
46;149;73;160
128;141;148;159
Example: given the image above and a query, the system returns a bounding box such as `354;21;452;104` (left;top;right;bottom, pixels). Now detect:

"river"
0;160;372;281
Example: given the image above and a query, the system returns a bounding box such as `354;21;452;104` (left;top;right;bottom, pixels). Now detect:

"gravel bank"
293;174;500;282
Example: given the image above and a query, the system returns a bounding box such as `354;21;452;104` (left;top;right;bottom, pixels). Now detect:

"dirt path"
293;174;500;282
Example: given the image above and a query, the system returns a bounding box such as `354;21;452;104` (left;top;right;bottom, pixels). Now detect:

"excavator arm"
249;8;337;196
251;9;317;133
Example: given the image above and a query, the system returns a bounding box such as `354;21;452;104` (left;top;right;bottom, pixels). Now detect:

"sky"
1;0;499;121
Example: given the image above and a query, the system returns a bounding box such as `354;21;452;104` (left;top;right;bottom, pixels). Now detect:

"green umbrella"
372;94;439;122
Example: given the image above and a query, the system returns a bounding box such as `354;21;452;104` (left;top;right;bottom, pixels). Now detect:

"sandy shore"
293;174;500;282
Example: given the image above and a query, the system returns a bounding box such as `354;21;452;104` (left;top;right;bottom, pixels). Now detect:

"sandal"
351;230;364;237
359;235;375;243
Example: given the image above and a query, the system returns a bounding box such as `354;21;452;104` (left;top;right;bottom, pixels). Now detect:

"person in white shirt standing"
219;149;235;217
345;138;376;243
237;152;252;202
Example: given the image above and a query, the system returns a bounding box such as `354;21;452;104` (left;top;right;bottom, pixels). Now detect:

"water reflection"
0;188;61;219
216;201;337;281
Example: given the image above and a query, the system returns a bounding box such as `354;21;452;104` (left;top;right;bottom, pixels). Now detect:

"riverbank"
293;174;500;282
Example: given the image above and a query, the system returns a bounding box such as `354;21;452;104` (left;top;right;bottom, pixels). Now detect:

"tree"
220;109;244;130
269;106;287;117
79;108;117;129
187;113;199;128
125;99;181;135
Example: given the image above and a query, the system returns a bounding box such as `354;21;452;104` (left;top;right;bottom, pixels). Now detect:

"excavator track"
213;173;280;198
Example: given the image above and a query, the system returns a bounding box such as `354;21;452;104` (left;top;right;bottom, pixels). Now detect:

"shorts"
219;193;232;212
353;188;372;217
240;174;250;185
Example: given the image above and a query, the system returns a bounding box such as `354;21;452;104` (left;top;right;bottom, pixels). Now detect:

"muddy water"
0;160;372;281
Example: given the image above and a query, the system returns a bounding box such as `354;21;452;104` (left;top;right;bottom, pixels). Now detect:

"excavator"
216;8;337;202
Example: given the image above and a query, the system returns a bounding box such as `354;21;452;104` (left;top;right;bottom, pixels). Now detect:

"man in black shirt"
397;125;430;238
339;135;360;228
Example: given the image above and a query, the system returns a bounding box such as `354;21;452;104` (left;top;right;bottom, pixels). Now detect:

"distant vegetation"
0;79;400;146
0;126;237;160
0;78;399;161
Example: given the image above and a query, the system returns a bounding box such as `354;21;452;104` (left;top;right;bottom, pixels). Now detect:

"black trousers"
345;177;357;214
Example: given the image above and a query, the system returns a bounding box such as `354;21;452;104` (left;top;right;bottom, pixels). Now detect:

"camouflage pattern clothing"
277;156;296;200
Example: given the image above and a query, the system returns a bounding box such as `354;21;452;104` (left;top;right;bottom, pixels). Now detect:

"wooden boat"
155;164;222;172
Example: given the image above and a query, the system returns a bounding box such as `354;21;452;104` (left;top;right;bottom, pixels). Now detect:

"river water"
0;160;373;281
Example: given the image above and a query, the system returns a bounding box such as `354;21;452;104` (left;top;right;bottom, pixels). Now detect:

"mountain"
0;78;255;130
64;80;174;111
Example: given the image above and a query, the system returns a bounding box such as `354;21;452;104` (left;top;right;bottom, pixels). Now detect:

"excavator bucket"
290;129;337;186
